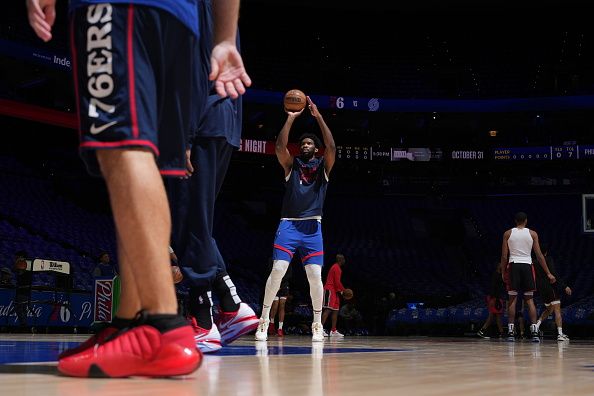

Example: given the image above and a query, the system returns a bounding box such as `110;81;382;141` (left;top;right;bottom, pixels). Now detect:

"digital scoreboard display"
493;146;551;161
336;146;371;161
245;139;594;162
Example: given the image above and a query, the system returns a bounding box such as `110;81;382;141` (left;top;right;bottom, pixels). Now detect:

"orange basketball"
343;288;353;300
284;89;307;112
172;266;183;284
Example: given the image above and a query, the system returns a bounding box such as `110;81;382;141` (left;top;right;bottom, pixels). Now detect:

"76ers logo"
299;165;317;185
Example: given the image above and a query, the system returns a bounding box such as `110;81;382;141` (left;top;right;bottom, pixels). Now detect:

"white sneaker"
329;330;344;337
323;329;329;337
557;333;570;341
312;322;324;342
189;316;222;353
255;318;269;341
216;303;259;344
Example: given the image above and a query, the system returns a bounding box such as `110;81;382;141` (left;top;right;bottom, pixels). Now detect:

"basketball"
284;89;307;112
172;266;183;284
343;288;353;300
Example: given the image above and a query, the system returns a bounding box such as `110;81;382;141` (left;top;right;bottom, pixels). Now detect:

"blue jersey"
197;95;242;148
280;156;328;219
69;0;199;37
196;0;242;147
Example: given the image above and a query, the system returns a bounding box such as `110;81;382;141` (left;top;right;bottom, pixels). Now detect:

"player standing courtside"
321;253;347;337
255;96;336;342
500;212;555;342
534;244;571;341
27;0;250;377
166;0;257;354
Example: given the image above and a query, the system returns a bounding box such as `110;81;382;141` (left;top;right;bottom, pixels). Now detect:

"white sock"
305;264;323;323
279;322;283;330
207;291;214;322
535;319;541;331
558;327;563;335
221;275;242;304
260;260;289;321
508;323;514;333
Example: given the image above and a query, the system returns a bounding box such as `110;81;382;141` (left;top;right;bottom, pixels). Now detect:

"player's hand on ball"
307;96;320;118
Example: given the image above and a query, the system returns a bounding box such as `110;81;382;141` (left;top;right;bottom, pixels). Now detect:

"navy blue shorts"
273;219;324;266
70;4;201;177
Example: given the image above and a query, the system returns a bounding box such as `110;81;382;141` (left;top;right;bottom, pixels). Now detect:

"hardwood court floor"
1;334;594;395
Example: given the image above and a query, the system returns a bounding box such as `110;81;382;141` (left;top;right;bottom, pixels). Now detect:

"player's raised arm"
307;96;336;175
276;110;302;176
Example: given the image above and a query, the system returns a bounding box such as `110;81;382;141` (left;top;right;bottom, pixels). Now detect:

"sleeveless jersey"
508;227;533;264
280;156;328;219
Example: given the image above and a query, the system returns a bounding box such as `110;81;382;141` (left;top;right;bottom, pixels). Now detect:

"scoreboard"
492;145;586;161
335;144;594;162
493;146;551;161
242;139;594;163
336;146;371;161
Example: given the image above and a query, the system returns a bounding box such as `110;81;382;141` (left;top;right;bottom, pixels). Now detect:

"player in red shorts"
321;254;347;337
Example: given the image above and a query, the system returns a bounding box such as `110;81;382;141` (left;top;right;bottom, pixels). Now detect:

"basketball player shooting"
255;96;336;342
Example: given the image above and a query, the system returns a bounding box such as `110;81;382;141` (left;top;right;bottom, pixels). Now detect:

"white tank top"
508;227;533;264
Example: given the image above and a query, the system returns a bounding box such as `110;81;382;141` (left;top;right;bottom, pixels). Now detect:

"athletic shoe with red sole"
189;316;222;353
58;325;201;378
59;326;119;359
216;303;259;344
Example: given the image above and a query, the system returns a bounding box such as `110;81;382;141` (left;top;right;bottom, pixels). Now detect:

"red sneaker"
277;328;285;337
59;326;119;359
58;325;202;378
268;322;276;335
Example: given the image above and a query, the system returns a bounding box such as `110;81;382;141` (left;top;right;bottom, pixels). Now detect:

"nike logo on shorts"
90;121;117;135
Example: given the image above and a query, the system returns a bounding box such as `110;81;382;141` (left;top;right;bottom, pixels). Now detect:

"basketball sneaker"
530;325;540;342
59;325;119;359
507;330;515;342
329;330;344;337
58;324;201;377
277;328;285;337
323;329;329;337
557;333;570;341
312;322;324;342
189;317;222;353
215;303;259;344
477;329;490;339
268;322;276;335
255;319;269;341
531;331;540;342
